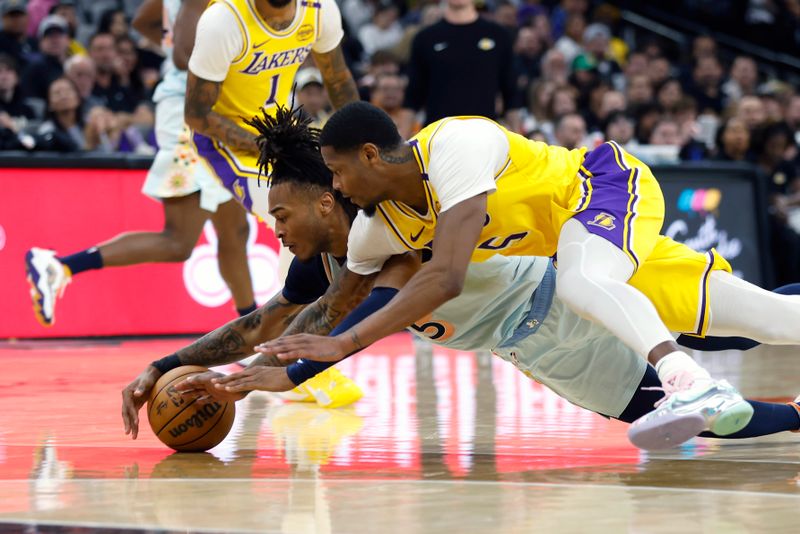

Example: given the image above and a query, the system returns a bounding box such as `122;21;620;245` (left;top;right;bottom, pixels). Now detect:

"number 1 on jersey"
263;74;280;108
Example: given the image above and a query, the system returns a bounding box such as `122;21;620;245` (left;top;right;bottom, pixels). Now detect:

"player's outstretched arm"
184;72;259;152
120;292;304;438
257;195;487;362
312;45;360;110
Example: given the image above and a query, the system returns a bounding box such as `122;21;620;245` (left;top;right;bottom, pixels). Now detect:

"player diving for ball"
121;107;800;450
236;101;800;448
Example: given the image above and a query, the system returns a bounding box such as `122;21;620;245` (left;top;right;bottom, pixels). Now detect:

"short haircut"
319;101;403;152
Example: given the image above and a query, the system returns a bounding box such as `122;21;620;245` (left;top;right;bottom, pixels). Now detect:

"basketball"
147;365;236;452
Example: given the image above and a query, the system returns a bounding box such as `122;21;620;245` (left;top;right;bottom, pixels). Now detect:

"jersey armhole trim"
219;1;250;63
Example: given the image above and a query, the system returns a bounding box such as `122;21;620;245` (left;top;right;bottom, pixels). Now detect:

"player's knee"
163;238;195;262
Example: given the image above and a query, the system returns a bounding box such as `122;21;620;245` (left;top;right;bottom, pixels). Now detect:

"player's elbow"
173;49;191;71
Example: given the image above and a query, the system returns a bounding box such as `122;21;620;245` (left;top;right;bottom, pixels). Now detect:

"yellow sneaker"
302;367;363;408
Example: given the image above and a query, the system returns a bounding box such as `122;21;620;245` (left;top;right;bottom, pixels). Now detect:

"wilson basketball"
147;365;236;452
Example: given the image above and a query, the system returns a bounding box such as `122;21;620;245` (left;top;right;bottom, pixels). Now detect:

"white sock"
654;351;712;387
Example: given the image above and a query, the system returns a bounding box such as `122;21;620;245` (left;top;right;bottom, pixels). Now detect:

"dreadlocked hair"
244;104;359;222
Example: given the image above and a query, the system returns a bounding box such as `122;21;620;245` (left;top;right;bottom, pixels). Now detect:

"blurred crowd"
1;0;800;278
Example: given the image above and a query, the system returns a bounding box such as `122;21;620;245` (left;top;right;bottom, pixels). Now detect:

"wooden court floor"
1;335;799;533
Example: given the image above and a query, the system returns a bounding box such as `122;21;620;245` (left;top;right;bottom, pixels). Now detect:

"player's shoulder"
428;118;508;150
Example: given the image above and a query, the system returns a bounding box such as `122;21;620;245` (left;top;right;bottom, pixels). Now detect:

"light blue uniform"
141;0;233;212
417;256;646;418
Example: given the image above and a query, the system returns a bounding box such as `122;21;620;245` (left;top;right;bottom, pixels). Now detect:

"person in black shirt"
21;15;70;101
0;53;34;120
0;0;37;70
404;0;519;127
88;32;139;113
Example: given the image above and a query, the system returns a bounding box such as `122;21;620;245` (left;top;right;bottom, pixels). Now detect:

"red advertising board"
0;167;282;338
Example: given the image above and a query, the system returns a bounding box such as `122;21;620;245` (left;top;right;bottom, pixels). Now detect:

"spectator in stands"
553;13;584;67
490;1;517;35
573;23;620;84
647;56;671;88
358;1;404;58
64;54;102;117
98;8;130;40
655;78;684;115
603;110;635;146
114;35;145;104
0;53;34;122
0;0;37;70
545;84;578;137
21;15;71;101
539;48;568;85
595;89;626;127
550;0;588;41
687;55;725;115
341;0;374;35
34;76;84;151
88;32;139;113
404;0;518;126
49;0;85;57
736;95;767;132
722;56;759;103
513;27;544;96
553;112;586;150
649;118;682;145
626;73;652;107
370;72;418;139
714;117;752;162
295;68;330;129
633;101;662;144
754;122;800;285
357;49;400;101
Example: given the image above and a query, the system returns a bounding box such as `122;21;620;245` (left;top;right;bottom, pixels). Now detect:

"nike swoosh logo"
410;227;424;242
253;40;271;49
433;42;448;52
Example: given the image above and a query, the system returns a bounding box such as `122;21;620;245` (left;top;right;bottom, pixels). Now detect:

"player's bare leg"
210;200;256;312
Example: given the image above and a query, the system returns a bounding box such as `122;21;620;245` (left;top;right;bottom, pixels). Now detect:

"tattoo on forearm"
350;331;364;351
179;326;248;367
176;297;301;367
185;75;258;152
379;147;415;164
316;47;359;109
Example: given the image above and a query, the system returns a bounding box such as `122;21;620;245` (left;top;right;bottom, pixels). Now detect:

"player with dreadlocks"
120;107;364;439
141;104;800;453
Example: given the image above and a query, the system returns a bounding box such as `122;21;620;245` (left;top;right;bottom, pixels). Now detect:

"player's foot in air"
303;367;364;409
628;372;753;450
25;248;71;327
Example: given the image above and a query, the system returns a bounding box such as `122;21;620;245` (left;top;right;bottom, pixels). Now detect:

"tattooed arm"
175;292;305;368
312;45;360;110
184;72;259;152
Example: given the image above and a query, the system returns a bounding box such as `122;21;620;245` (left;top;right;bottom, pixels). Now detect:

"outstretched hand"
211;366;297;393
121;365;161;440
254;334;350;362
174;371;248;403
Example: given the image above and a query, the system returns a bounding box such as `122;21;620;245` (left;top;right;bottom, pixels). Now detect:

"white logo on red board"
183;215;280;307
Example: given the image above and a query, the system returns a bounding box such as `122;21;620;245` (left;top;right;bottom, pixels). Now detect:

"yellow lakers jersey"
375;117;587;261
209;0;321;133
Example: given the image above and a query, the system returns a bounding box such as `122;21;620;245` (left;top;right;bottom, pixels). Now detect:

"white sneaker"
628;372;754;450
25;248;70;327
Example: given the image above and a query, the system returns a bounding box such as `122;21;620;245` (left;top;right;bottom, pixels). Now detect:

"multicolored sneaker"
302;367;363;409
25;248;70;327
628;372;754;450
